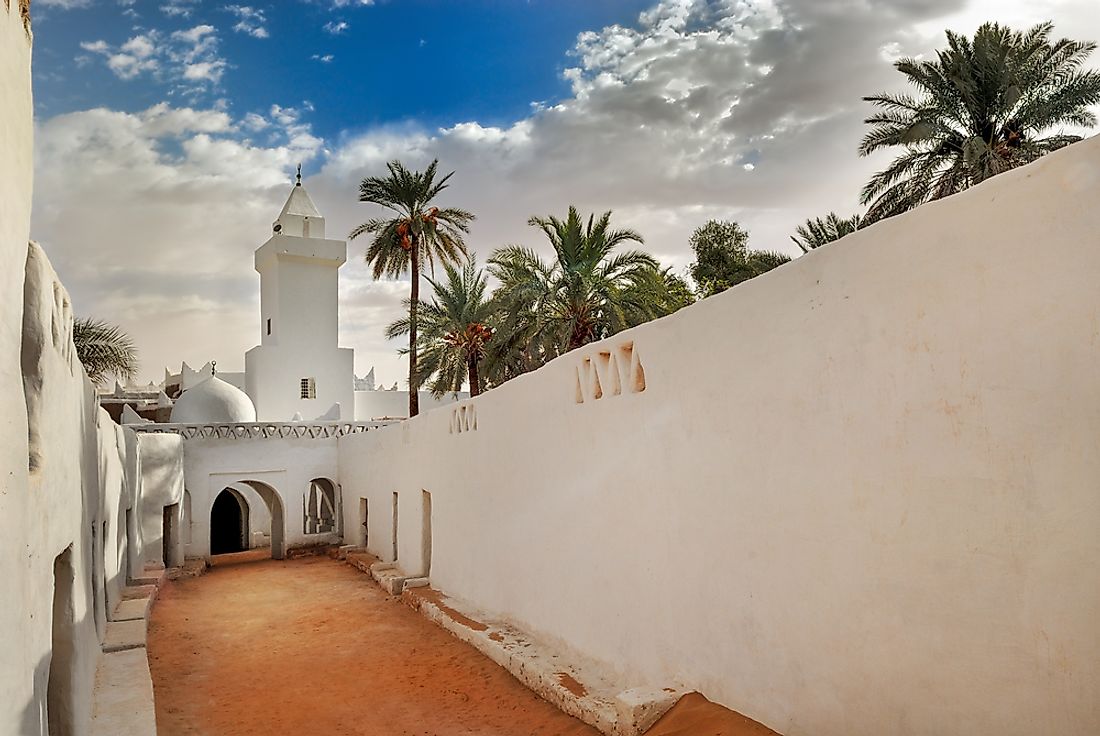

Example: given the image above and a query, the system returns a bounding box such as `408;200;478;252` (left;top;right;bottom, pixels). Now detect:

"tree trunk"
468;354;480;397
408;244;420;418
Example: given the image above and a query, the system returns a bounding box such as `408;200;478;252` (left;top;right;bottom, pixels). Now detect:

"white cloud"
226;5;270;38
162;0;199;18
80;25;228;90
323;20;349;34
35;0;1100;387
312;54;335;63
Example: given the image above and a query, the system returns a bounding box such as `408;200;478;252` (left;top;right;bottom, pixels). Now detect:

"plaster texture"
0;6;36;730
339;137;1100;735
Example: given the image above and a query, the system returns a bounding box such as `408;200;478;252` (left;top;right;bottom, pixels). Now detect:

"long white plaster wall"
0;8;186;732
0;5;37;729
339;136;1100;736
180;436;342;558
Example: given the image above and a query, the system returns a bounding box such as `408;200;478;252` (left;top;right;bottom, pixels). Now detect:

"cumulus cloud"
80;24;228;89
35;0;1100;387
33;103;324;378
323;20;349;34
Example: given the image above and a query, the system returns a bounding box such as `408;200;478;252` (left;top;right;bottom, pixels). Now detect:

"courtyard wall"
176;433;343;558
339;135;1100;735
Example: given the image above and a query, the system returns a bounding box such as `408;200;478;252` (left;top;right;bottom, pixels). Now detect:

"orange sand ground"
147;553;598;736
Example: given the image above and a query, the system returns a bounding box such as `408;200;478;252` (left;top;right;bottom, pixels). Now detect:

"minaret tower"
245;167;354;420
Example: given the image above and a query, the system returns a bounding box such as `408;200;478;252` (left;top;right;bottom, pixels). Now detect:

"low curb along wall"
338;136;1100;736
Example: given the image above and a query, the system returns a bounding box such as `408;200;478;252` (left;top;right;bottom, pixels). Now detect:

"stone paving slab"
121;584;157;601
91;648;157;736
110;597;150;622
103;619;147;653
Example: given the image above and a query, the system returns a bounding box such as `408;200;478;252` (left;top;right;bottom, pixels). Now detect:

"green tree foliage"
860;22;1100;223
386;259;494;397
349;159;474;416
73;317;138;385
688;220;791;297
790;212;863;252
483;207;686;385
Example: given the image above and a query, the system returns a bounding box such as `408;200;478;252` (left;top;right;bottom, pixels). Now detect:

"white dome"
169;376;256;424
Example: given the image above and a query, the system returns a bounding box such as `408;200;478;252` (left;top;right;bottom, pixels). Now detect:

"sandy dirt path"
148;553;599;736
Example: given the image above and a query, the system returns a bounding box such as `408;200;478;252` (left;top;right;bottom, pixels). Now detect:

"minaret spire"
295;163;302;186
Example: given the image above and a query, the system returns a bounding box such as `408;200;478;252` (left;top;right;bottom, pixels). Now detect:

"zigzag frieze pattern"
131;421;395;440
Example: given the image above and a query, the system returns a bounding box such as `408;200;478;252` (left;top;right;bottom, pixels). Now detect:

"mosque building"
104;171;466;426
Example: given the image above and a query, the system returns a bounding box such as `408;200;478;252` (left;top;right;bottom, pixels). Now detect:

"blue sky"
26;0;1100;386
33;1;654;137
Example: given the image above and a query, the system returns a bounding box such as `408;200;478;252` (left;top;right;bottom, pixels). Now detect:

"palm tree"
791;213;862;252
860;22;1100;223
386;259;494;397
73;317;138;385
484;207;678;383
350;159;474;417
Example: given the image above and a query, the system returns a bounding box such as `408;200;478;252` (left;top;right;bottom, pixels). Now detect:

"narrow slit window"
300;377;316;399
266;318;271;335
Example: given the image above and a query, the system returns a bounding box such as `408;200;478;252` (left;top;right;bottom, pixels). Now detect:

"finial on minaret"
211;360;217;376
295;164;302;186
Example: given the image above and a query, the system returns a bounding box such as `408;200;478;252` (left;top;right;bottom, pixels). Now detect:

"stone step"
110;597;150;623
102;619;147;654
91;649;156;736
369;562;410;595
403;587;681;736
120;584;158;602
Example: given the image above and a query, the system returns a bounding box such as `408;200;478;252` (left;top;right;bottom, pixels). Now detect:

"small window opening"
266;318;271;336
300;377;316;399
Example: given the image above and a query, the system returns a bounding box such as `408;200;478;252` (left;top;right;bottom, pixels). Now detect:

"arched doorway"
210;488;248;554
237;480;287;560
305;478;338;535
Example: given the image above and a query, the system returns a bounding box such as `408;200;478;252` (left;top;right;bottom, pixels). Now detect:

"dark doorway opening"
211;489;246;554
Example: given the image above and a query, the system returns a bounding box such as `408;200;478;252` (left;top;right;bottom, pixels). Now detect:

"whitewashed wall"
340;136;1100;736
180;436;342;558
0;8;186;732
0;6;37;729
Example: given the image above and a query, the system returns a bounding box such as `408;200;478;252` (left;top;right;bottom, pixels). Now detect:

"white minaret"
244;167;354;421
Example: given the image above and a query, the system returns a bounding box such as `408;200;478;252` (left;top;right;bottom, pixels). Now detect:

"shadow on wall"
21;545;95;735
237;480;286;560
